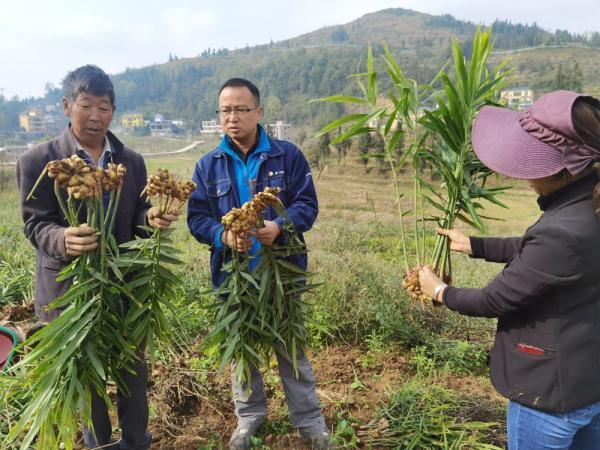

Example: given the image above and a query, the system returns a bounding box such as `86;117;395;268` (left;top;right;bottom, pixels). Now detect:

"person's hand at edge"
418;266;447;304
248;220;281;246
436;228;472;255
148;206;181;230
221;229;252;253
64;223;98;256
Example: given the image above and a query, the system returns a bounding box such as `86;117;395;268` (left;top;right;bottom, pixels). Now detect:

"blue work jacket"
187;130;318;287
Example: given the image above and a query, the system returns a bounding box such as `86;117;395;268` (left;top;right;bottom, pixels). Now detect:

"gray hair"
62;65;115;107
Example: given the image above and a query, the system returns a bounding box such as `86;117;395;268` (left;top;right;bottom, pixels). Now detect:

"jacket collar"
213;125;284;158
537;170;599;211
57;125;124;158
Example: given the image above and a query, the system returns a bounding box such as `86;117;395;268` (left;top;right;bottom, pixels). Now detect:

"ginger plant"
4;156;131;450
204;188;316;385
418;28;512;288
117;168;196;362
315;28;511;305
2;163;195;450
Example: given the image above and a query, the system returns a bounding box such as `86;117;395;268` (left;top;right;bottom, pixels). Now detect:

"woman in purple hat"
419;90;600;449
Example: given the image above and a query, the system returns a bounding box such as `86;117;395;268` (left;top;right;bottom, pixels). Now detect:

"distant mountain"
2;8;600;136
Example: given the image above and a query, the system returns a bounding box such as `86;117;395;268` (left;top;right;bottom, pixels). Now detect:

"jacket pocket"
500;342;560;410
258;175;289;221
207;179;232;197
265;175;289;192
41;255;64;272
206;179;232;216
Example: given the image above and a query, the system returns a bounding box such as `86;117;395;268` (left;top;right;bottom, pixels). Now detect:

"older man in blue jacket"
187;78;332;450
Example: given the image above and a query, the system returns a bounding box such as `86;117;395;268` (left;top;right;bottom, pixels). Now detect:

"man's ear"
62;97;71;117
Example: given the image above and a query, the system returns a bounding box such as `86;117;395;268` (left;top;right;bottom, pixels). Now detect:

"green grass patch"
366;378;505;449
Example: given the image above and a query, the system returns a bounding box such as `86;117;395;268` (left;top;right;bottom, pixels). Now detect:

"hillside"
2;7;600;136
106;8;600;127
490;45;600;97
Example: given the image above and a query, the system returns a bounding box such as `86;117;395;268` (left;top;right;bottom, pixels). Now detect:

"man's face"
63;92;114;149
218;86;262;144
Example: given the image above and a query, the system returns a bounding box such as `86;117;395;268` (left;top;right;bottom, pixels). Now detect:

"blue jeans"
508;400;600;449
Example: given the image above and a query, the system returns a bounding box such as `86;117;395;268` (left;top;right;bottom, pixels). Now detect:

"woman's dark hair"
62;65;115;107
573;97;600;150
595;178;600;219
572;97;600;218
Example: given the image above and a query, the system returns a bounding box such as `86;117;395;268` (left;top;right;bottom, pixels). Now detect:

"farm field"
1;5;598;448
119;135;203;154
0;140;541;449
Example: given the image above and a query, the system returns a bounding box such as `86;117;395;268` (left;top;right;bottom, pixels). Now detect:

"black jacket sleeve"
470;236;524;263
445;226;581;318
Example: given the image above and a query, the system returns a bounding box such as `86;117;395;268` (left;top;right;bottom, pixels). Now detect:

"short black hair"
62;65;115;107
218;78;260;105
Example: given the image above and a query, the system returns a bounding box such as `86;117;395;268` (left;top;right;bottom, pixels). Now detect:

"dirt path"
142;141;204;157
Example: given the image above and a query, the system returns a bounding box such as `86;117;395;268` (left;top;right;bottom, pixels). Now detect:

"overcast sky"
1;0;599;99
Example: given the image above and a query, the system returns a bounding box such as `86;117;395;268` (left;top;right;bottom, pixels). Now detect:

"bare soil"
1;301;504;449
148;345;502;449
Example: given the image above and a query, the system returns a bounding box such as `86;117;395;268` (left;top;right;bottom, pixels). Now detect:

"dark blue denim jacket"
187;134;318;287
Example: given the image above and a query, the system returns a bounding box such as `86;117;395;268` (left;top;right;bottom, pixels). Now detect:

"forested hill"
3;8;600;133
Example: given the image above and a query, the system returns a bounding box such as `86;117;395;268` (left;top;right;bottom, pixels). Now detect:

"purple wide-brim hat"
471;90;600;179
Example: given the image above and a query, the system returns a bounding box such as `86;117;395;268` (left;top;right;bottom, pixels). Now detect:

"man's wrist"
213;225;226;251
145;208;153;226
273;221;282;238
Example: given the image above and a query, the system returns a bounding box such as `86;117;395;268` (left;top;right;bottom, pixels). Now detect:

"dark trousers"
83;355;151;450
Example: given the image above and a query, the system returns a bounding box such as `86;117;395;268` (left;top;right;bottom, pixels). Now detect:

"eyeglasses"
216;107;259;117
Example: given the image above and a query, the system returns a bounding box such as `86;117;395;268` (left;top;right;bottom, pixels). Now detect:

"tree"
44;82;56;96
331;27;349;43
333;129;351;172
358;133;372;172
296;129;307;148
552;61;583;91
570;62;583;92
264;95;282;122
315;132;331;169
317;132;331;157
371;132;386;174
552;63;567;90
0;110;11;133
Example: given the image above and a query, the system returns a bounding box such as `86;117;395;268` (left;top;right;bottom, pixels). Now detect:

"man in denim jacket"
187;78;332;450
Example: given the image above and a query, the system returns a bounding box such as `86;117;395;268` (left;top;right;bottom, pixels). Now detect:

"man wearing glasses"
187;78;333;450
